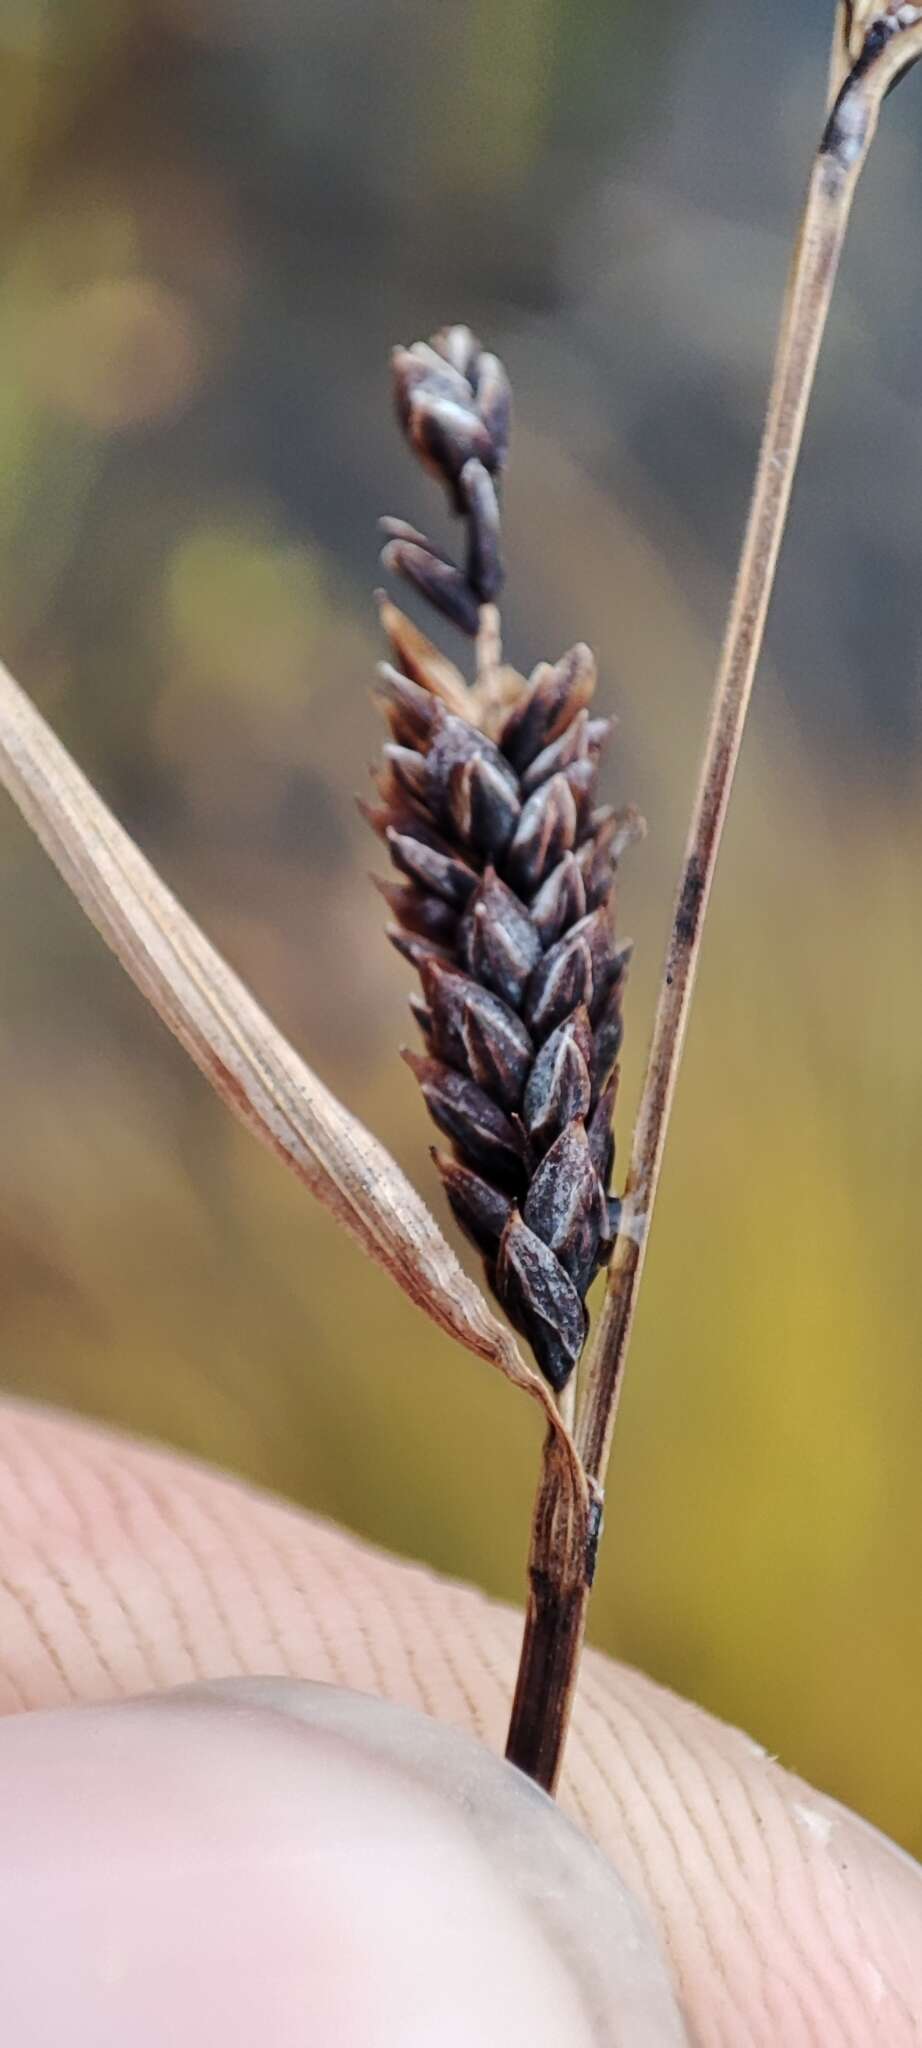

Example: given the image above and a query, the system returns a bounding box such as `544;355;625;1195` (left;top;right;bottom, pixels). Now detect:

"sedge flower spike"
366;327;641;1394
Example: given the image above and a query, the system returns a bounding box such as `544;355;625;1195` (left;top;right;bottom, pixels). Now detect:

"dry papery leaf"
0;656;586;1508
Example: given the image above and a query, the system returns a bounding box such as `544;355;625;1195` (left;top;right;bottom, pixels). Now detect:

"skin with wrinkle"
0;1401;917;2045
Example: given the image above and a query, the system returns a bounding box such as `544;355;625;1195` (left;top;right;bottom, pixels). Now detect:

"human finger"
0;1676;686;2046
0;1399;918;2044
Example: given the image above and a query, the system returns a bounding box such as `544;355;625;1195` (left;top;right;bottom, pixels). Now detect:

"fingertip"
0;1678;687;2047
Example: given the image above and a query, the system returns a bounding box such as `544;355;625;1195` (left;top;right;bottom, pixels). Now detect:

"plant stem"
576;148;855;1480
476;601;502;690
557;1378;576;1435
506;10;922;1794
829;1;853;99
505;1430;597;1790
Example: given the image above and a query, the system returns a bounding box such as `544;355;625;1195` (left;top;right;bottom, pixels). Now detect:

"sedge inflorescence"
366;327;640;1394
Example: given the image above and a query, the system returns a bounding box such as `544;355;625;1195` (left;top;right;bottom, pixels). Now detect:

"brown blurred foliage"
0;0;920;1853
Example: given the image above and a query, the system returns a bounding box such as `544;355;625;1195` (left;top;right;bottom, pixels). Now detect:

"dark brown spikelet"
369;327;641;1394
383;326;510;630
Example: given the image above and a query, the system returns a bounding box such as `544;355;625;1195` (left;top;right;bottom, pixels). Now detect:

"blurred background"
1;0;920;1853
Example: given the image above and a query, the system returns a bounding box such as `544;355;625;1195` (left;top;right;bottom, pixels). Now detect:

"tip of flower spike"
374;596;473;719
611;806;647;859
496;1211;585;1393
355;794;392;839
430;326;482;378
430;1147;513;1259
387;925;454;973
378;517;441;551
382;538;481;637
382;327;512;654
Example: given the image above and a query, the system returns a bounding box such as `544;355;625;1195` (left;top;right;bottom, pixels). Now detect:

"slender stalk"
557;1377;576;1435
829;1;853;99
476;600;502;678
474;599;504;718
576;152;854;1479
506;9;922;1792
504;1433;599;1790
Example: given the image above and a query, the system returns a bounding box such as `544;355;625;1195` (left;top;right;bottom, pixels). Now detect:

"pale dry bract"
0;655;585;1514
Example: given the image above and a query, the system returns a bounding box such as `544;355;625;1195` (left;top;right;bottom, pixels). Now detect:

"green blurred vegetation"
0;0;920;1857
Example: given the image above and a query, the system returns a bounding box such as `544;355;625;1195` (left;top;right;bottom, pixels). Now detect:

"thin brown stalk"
506;7;922;1792
830;1;855;98
475;600;503;688
578;153;856;1480
557;1376;577;1436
